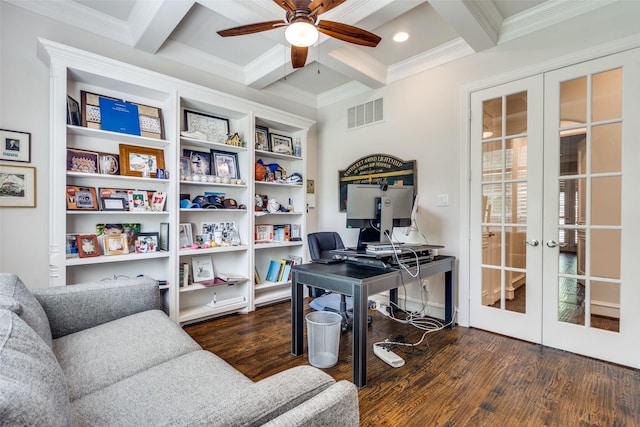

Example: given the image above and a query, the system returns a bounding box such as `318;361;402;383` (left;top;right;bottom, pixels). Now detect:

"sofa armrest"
166;365;357;426
32;277;161;338
263;380;359;427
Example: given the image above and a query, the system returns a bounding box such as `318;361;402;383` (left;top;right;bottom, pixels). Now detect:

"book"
255;224;274;242
273;224;285;241
98;96;141;136
265;259;282;282
254;266;262;284
280;260;292;282
179;262;190;287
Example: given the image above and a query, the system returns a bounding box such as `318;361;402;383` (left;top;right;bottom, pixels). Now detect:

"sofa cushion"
0;310;71;426
53;309;201;401
0;273;52;348
72;350;253;426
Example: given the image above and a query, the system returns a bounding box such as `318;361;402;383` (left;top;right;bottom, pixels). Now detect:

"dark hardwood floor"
184;300;639;426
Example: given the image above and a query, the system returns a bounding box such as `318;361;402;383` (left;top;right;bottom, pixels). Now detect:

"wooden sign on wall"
338;154;416;212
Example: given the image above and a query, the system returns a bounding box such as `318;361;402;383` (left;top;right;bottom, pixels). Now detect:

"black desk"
291;255;456;388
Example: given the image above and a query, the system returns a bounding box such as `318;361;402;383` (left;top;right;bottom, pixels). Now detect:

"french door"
469;49;640;367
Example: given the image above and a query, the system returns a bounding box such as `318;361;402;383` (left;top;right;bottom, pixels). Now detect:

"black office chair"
307;232;372;332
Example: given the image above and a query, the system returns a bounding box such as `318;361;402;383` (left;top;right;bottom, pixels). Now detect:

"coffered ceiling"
7;0;616;106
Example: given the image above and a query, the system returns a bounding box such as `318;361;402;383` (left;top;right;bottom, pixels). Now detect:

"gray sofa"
0;273;359;426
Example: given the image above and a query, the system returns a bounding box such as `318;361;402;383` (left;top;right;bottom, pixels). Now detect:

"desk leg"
352;284;368;388
445;266;455;328
291;271;304;355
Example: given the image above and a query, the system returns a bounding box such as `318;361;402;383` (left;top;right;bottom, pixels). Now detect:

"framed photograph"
179;223;193;248
66;233;80;257
98;188;130;210
101;197;126;211
159;222;169;251
66;186;98;210
135;232;159;253
0;165;36;208
192;255;215;282
150;191;167;211
67;95;81;126
76;235;100;258
179;156;191;178
96;223;140;253
183;149;211;176
66;148;98;174
184;110;229;144
211;150;239;179
255;125;269;151
1;129;31;163
98;153;120;175
103;234;129;256
127;190;149;212
269;133;293;155
119;144;165;178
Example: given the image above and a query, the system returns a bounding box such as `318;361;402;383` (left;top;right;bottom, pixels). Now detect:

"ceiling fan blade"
291;45;308;68
317;20;381;47
309;0;346;16
217;20;285;37
273;0;296;12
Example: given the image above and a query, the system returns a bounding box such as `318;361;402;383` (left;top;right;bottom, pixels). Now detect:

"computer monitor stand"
356;227;381;253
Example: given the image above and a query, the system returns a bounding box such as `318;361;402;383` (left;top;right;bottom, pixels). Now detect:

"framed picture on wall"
0;129;31;163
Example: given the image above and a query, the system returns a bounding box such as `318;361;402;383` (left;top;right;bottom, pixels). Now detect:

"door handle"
521;239;539;247
546;240;569;248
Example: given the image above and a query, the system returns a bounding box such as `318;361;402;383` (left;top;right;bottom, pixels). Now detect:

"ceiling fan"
217;0;382;68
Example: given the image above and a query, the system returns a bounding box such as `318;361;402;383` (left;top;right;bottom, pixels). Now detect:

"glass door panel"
471;75;543;344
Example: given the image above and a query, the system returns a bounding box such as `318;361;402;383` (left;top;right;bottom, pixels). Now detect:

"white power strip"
373;344;405;368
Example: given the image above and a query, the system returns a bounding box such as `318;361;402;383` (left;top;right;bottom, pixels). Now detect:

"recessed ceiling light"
393;32;409;43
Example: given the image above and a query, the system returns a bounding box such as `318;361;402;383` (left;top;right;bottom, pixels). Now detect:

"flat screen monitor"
346;184;414;240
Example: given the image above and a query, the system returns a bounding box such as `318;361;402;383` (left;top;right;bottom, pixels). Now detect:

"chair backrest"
307;232;345;260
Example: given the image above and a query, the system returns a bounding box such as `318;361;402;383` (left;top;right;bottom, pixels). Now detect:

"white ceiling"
7;0;615;107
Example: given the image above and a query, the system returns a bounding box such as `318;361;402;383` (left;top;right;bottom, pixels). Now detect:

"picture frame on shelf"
183;109;229;144
211;150;239;179
183;149;211;176
127;190;149;212
150;191;167;211
66;186;98;210
98;153;120;175
66;148;98;174
269;133;293;155
192;255;215;283
103;234;129;256
98;188;130;210
119;144;165;178
67;95;81;126
0;165;36;208
100;197;127;211
1;129;31;163
255;125;269;151
134;232;159;253
76;235;100;258
96;223;140;253
179;156;191;178
179;223;193;248
66;233;79;257
159;222;169;251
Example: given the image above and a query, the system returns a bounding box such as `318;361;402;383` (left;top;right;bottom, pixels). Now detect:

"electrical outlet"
437;194;449;207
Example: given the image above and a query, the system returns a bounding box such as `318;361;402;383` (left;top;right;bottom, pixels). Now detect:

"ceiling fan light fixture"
285;22;318;47
393;32;409;43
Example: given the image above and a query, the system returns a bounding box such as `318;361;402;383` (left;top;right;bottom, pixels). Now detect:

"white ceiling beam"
129;0;195;53
428;0;503;51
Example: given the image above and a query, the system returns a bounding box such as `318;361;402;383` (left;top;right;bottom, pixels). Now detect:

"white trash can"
306;311;342;368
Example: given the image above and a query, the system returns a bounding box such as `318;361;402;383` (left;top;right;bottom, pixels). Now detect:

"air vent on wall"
347;98;383;129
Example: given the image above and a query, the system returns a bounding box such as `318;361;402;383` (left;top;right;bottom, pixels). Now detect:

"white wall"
315;3;640;322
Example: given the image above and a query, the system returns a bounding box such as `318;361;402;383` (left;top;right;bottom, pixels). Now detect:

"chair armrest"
164;365;355;426
32;277;161;338
262;380;359;427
